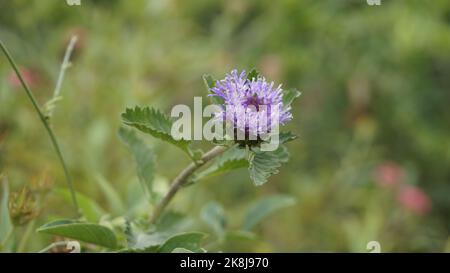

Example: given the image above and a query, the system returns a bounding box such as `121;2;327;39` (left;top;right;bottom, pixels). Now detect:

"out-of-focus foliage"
0;0;449;252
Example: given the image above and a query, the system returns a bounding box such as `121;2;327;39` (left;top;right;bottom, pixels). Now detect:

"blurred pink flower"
8;67;39;89
397;185;431;215
374;162;404;188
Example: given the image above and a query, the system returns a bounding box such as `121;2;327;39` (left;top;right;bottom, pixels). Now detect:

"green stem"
149;146;227;225
17;220;35;253
0;40;79;214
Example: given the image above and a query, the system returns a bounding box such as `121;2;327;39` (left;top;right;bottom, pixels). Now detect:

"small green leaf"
37;219;117;249
191;148;205;163
202;74;215;91
158;232;205;253
248;145;289;186
242;195;296;231
123;222;170;252
279;131;298;144
282;89;301;110
118;127;155;200
0;176;13;245
193;146;248;182
122;106;193;158
247;68;260;81
129;232;168;250
172;247;194;253
122;215;197;253
54;188;105;222
201;202;226;238
225;230;258;242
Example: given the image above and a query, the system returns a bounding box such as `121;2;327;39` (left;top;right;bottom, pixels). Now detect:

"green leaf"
190;148;205;163
94;174;125;215
124;220;201;253
129;232;168;250
193;146;248;182
121;106;193;158
123;214;198;252
202;74;215;91
247;68;260;81
118;127;155;200
248;145;289;186
155;211;192;233
54;188;105;222
279;131;298;144
242;195;296;231
201;202;226;238
282;89;301;110
172;247;194;253
158;232;205;253
123;221;169;252
225;230;258;242
0;176;12;245
119;245;160;253
37;219;117;249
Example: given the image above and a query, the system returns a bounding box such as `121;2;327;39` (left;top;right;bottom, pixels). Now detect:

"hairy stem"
149;146;227;224
0;40;79;214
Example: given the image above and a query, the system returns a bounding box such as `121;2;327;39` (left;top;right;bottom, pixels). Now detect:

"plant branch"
0;40;79;214
149;146;227;224
45;35;78;118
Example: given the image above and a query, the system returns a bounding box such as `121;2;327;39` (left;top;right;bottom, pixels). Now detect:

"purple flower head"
210;69;292;139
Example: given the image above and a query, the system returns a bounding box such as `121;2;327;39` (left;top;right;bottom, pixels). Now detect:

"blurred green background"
0;0;449;252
